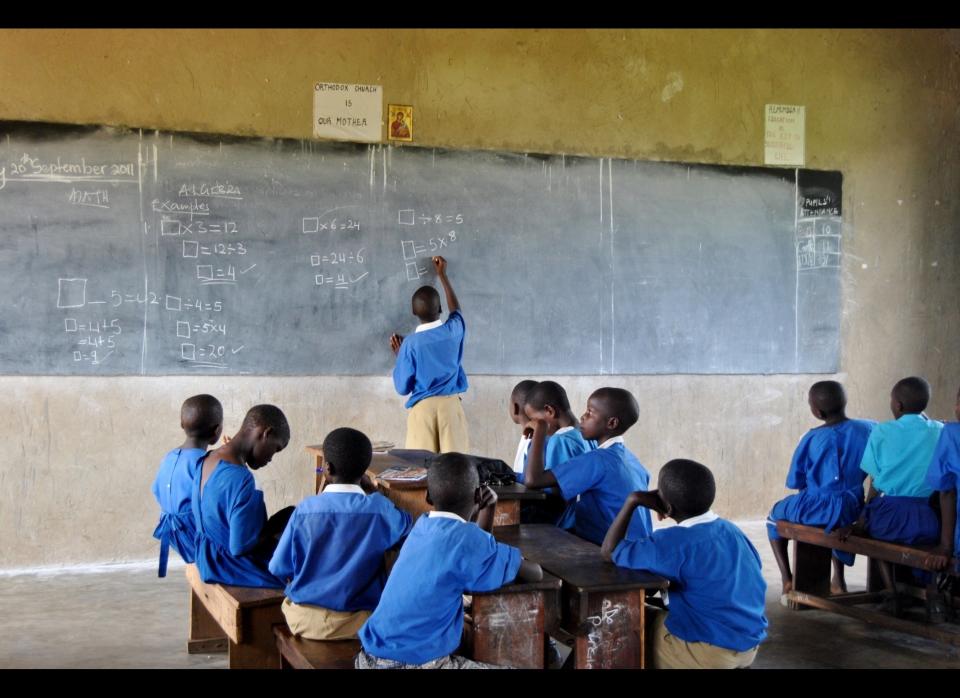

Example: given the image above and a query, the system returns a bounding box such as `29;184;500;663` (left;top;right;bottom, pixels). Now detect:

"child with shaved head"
767;381;875;599
523;386;652;545
356;452;542;668
151;394;223;577
389;255;470;453
841;376;946;618
602;459;767;669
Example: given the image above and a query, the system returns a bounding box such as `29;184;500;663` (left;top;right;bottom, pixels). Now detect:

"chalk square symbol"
183;240;200;258
165;295;182;311
310;255;321;267
64;318;78;332
176;321;191;339
398;209;415;226
57;278;87;309
73;351;82;361
181;343;196;361
160;219;181;236
405;262;422;282
302;217;320;234
196;265;214;281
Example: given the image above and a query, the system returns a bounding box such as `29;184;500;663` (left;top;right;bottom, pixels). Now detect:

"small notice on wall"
764;104;805;166
313;82;382;143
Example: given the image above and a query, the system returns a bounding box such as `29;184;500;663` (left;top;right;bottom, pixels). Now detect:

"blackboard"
0;122;842;375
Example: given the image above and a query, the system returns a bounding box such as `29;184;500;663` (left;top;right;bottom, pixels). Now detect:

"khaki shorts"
281;597;371;641
405;394;470;453
647;607;758;669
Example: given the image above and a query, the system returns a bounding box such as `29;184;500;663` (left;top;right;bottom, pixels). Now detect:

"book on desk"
376;466;428;482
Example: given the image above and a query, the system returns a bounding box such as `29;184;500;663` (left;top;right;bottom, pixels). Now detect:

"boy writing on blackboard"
390;256;470;453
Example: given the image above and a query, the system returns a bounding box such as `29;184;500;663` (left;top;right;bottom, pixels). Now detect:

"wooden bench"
185;563;286;668
274;625;361;669
776;521;960;646
494;524;668;669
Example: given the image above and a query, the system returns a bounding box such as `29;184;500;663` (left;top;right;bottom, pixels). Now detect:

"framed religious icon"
388;104;413;142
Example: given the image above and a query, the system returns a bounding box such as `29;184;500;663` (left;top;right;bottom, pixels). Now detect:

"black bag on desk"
472;456;517;487
425;454;517;487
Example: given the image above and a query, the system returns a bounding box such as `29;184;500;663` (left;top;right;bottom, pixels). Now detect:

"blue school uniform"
861;496;940;545
359;512;521;665
926;423;960;552
515;426;595;485
192;458;284;588
151;447;206;576
268;485;413;611
860;414;943;498
767;419;874;565
392;310;468;408
551;436;652;545
613;513;768;652
859;414;944;544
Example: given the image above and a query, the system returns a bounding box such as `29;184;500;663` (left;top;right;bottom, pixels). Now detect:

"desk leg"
187;588;228;654
492;500;520;527
227;604;286;669
472;590;546;669
571;590;644;669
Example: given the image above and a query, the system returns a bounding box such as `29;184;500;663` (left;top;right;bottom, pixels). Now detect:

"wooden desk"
493;524;668;669
466;571;562;668
306;445;545;525
271;572;561;670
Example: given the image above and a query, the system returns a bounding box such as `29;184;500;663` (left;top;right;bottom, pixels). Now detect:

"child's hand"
833;525;852;541
833;521;864;542
222;434;232;445
478;485;498;511
930;553;952;572
628;490;670;519
522;418;547;439
389;333;404;354
360;473;378;494
928;545;955;571
432;256;447;275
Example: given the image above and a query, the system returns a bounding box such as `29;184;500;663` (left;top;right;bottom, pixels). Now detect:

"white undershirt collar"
598;435;625;449
678;510;719;528
323;484;366;495
415;319;443;333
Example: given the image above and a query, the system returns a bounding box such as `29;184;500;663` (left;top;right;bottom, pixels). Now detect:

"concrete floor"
0;521;958;668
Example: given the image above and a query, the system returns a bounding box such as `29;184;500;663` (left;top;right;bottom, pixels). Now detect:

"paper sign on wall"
764;104;805;166
313;82;382;143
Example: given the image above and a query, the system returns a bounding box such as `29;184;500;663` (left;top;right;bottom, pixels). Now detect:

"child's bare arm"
932;489;957;570
522;419;559;489
600;491;666;561
475;485;498;532
433;256;460;313
516;558;543;582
